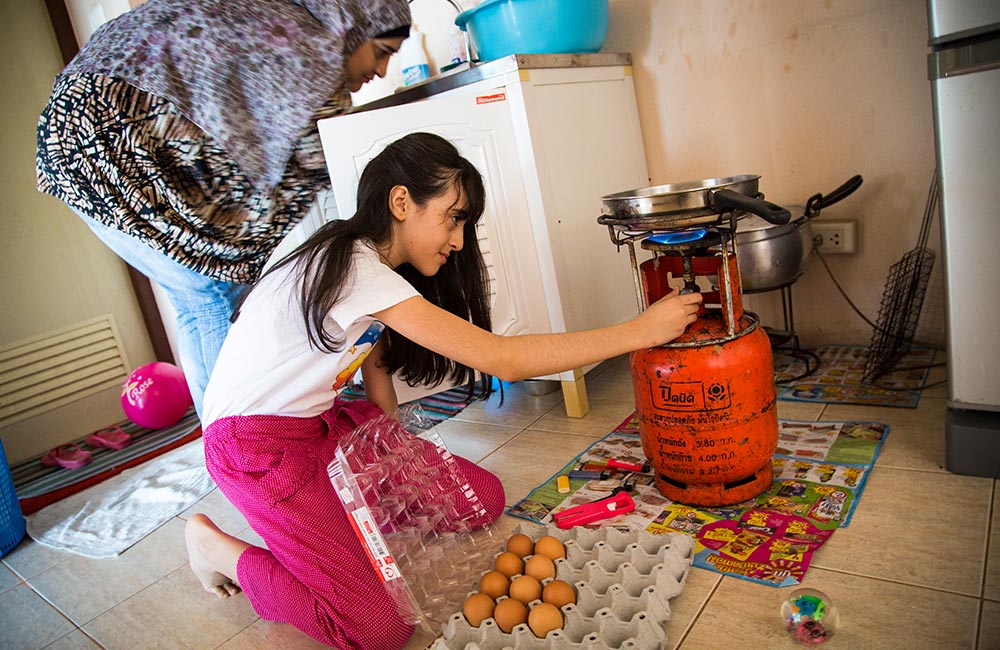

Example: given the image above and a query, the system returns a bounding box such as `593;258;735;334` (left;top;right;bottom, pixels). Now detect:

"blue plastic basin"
455;0;610;63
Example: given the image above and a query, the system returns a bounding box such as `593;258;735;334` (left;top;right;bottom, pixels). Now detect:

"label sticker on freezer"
476;92;507;105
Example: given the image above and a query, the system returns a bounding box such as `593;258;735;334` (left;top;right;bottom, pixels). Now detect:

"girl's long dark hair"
240;132;493;399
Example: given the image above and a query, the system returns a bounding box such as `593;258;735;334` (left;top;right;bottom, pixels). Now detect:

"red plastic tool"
552;490;636;529
607;458;650;473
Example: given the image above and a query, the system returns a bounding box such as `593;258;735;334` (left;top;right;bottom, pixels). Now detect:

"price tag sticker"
348;506;400;582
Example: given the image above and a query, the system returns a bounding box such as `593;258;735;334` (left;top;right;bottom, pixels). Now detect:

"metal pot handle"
712;189;791;225
805;175;864;218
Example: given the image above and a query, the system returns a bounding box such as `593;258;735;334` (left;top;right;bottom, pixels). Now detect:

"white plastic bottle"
447;25;469;66
399;27;430;86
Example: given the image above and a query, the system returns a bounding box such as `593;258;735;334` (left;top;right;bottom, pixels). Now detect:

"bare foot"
185;513;247;599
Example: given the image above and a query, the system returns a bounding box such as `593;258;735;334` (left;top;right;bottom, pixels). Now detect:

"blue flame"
647;229;708;245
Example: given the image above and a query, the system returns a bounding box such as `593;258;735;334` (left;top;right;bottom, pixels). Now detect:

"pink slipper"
85;425;133;451
41;444;93;470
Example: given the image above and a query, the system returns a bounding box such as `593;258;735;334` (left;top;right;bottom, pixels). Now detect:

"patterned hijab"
62;0;411;193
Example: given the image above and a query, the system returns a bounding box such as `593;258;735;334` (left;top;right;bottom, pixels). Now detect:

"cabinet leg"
561;375;590;418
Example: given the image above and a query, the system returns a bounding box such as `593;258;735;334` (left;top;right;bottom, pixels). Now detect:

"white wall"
363;0;943;348
0;0;156;463
609;0;941;347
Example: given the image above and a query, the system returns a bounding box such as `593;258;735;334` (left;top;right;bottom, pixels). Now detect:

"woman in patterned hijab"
36;0;411;420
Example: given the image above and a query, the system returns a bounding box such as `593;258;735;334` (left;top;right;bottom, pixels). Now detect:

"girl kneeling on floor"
186;132;702;649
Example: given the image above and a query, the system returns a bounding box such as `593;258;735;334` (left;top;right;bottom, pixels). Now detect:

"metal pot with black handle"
736;175;863;293
600;174;792;228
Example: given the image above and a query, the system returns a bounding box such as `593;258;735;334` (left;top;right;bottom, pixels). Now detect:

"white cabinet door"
318;92;552;341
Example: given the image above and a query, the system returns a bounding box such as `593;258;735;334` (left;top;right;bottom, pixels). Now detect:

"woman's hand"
635;288;703;347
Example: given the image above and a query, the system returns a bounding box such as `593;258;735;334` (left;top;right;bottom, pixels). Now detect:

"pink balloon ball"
120;362;193;429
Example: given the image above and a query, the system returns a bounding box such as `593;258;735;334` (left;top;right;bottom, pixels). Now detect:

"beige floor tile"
581;361;637;404
179;487;250;533
776;400;825;422
431;419;523;464
810;467;990;595
2;535;72;580
663;567;722;650
528;397;637;438
981;600;1000;650
677;568;979;649
821;396;948;472
217;617;328;649
44;630;103;649
477;430;604;505
921;360;949;399
587;354;630;379
0;562;20;592
26;517;190;624
402;626;438;650
986;482;1000;601
84;564;258;650
0;582;76;649
451;380;563;429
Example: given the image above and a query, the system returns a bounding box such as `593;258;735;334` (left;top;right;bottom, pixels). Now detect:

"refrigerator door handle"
929;36;1000;79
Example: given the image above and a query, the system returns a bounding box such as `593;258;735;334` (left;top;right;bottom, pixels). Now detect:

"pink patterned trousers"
202;399;505;649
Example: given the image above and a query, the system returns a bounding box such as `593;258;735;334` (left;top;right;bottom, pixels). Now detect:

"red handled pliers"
552;488;636;529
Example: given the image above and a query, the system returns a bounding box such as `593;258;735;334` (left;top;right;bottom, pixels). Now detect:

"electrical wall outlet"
812;220;858;254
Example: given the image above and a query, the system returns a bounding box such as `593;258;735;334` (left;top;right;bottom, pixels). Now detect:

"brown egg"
506;532;534;557
541;579;576;608
528;602;564;638
524;554;556;581
533;535;566;561
478;570;509;600
493;597;528;633
508;574;542;604
462;592;495;627
493;551;524;578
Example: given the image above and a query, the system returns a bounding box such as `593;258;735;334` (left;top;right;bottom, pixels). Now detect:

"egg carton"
328;407;504;633
430;524;694;650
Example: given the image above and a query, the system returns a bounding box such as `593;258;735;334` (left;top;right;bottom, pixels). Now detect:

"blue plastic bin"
0;440;26;557
455;0;609;63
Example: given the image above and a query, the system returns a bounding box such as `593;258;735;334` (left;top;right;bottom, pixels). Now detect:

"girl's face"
389;183;469;276
345;37;406;92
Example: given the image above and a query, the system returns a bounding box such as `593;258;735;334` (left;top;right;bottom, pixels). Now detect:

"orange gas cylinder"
632;246;778;506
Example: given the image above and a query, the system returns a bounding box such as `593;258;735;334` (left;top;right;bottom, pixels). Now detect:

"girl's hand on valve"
636;288;702;347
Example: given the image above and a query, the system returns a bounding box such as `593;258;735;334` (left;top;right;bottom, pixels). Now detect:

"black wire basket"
862;174;939;383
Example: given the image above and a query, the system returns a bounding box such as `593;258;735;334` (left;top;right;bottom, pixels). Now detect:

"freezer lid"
927;0;1000;45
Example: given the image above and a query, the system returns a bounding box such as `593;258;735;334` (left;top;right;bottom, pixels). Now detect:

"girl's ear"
389;185;409;222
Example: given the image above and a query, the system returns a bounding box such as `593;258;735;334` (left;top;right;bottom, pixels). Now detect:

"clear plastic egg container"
430;524;694;650
327;405;507;633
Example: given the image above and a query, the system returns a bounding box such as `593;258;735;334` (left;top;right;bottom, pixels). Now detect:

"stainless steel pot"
600;175;790;229
737;175;863;293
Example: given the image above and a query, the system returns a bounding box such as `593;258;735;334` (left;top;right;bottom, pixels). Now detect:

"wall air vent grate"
0;315;130;428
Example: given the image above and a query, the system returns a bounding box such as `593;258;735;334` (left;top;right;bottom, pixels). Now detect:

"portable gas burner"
599;176;791;507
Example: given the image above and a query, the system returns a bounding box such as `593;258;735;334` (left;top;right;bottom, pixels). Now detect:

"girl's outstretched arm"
374;288;702;383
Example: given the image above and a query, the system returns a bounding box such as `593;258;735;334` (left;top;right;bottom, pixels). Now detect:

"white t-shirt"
202;242;420;423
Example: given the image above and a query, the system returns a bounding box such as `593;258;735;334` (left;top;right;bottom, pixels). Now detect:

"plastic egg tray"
327;406;508;632
430;524;694;650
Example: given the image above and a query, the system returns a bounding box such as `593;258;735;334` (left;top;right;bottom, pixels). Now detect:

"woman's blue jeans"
78;213;249;422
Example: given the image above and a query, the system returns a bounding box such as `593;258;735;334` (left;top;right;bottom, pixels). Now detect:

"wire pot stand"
862;173;939;383
765;284;822;385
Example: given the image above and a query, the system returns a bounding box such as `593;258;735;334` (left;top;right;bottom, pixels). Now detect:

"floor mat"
774;344;936;408
25;439;214;558
14;388;476;557
11;411;202;516
338;385;481;422
507;412;888;588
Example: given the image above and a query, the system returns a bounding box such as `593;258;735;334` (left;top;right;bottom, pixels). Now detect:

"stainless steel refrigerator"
927;0;1000;477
